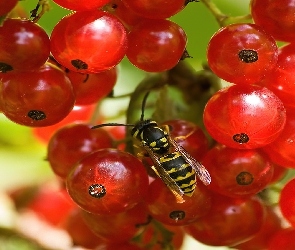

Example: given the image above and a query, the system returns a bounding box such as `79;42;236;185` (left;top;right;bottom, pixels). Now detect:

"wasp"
92;92;211;203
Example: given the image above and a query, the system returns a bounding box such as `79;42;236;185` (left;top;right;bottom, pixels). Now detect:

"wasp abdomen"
160;152;197;196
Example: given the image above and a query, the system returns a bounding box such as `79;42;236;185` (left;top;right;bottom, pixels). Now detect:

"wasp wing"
168;137;211;186
142;145;185;203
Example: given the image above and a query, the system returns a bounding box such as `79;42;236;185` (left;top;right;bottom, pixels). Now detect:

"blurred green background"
0;1;250;249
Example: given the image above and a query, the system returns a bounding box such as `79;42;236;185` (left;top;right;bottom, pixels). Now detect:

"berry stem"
199;0;252;27
30;0;50;22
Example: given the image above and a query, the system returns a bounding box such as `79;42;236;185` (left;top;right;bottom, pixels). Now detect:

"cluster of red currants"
0;0;188;128
200;0;295;249
3;0;295;249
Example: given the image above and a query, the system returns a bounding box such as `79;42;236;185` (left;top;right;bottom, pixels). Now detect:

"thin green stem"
199;0;252;27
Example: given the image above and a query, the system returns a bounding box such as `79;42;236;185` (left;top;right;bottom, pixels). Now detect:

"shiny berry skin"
52;0;111;11
0;0;18;16
66;149;149;214
67;67;117;105
183;195;265;246
203;84;286;149
81;202;149;242
202;144;273;198
126;19;187;72
0;18;50;73
207;23;278;84
269;164;288;185
268;227;295;250
279;178;295;228
27;186;76;226
62;208;106;249
0;63;75;127
123;0;186;19
251;0;295;42
47;123;113;179
33;105;99;143
233;205;282;250
144;178;212;226
262;110;295;168
261;43;295;109
105;0;144;29
50;10;127;73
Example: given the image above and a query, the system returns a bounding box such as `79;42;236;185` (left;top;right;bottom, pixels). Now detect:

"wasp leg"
160;124;196;142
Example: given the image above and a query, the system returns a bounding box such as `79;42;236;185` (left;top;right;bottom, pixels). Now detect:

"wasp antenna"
91;123;134;129
140;91;150;121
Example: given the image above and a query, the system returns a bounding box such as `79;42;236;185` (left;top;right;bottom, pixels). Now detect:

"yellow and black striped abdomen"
160;152;197;196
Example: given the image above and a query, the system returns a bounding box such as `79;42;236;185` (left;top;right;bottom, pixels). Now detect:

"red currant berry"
123;0;186;19
27;186;76;226
81;202;149;242
262;109;295;168
67;67;117;105
202;144;274;198
251;0;295;42
0;18;50;73
203;84;286;149
183;195;265;246
144;178;212;226
0;63;75;127
105;0;144;29
261;43;295;109
207;23;278;84
66;149;149;214
33;105;99;143
268;227;295;250
52;0;111;11
47;123;113;179
0;0;18;16
62;208;106;249
50;10;127;73
126;19;187;72
233;205;282;250
269;163;288;185
279;178;295;228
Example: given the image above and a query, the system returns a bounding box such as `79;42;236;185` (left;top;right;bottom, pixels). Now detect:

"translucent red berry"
47;123;113;179
0;63;75;127
262;109;295;168
207;23;278;84
203;84;286;149
50;10;127;73
0;18;50;73
251;0;295;42
184;195;265;246
126;19;187;72
52;0;111;11
66;149;149;214
202;144;274;198
144;178;212;226
123;0;186;19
